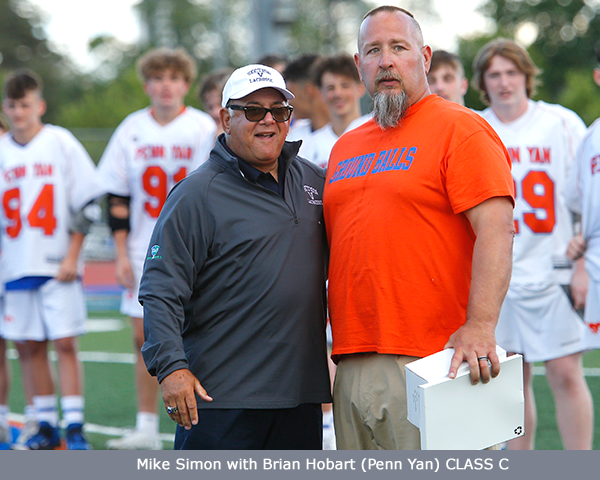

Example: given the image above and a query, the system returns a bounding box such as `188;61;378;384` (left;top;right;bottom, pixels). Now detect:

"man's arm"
139;180;213;428
445;196;515;384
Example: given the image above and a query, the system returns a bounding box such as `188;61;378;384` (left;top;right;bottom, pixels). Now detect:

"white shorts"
120;260;143;319
583;278;600;350
496;284;586;363
2;279;87;341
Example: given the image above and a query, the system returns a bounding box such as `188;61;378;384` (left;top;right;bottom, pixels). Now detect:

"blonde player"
0;70;104;450
473;38;593;450
98;47;216;450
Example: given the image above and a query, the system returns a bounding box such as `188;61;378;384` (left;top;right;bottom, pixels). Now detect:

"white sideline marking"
7;413;175;442
6;349;600;375
6;349;136;364
86;319;125;332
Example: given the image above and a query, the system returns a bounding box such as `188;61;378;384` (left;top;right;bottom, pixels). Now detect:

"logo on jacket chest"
304;185;323;205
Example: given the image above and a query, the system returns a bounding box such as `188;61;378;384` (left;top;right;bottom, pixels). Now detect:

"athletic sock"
0;404;9;429
136;412;159;435
24;404;36;423
61;395;85;426
323;410;334;429
33;395;59;427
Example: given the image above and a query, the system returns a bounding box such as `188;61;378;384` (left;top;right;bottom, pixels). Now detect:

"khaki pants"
333;353;421;450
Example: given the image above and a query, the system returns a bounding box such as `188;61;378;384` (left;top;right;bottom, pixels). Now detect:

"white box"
405;346;524;450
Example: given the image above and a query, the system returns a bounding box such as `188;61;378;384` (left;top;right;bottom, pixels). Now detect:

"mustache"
375;70;403;87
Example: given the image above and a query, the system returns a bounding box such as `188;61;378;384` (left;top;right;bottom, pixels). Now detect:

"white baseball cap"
221;64;295;108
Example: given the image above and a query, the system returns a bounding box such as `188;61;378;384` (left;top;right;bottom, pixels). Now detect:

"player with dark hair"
283;54;330;156
98;47;216;450
474;38;592;450
199;67;233;135
0;69;104;449
304;53;370;168
427;50;468;105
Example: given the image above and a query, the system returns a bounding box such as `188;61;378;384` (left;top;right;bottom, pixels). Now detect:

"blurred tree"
458;0;600;122
0;0;81;123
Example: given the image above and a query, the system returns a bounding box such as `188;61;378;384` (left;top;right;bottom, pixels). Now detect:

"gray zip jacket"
140;136;332;408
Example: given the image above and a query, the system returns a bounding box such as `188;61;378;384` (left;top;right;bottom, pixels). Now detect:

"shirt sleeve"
139;176;211;383
444;129;515;214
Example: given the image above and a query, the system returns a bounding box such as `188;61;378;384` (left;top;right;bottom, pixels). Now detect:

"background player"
98;47;216;450
427;50;468;105
0;69;104;450
565;44;600;351
304;53;370;169
473;38;593;450
199;67;232;136
283;54;330;157
0;114;9;447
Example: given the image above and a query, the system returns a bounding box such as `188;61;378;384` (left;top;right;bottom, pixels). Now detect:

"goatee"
373;89;409;130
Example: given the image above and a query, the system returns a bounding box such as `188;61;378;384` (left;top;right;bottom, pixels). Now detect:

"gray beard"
373;89;409;129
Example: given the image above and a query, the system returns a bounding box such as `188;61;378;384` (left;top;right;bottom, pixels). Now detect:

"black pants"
174;403;323;450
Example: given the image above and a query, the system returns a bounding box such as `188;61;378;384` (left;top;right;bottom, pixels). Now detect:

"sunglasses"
228;104;293;122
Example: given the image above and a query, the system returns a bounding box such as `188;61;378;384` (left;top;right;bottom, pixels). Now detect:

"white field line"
6;349;600;376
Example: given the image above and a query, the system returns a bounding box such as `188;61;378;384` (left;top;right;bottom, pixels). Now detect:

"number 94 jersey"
97;107;216;264
0;125;106;282
481;100;586;287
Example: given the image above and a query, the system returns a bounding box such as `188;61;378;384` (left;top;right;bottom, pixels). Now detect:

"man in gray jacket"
139;64;332;449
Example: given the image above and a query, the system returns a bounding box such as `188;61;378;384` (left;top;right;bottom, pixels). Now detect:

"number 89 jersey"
0;125;106;282
97;107;216;265
481;100;586;286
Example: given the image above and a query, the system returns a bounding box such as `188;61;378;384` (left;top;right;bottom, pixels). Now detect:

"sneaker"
106;430;163;450
66;423;91;450
12;418;38;449
18;421;61;450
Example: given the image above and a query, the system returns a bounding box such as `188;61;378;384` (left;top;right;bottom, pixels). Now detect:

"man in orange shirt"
323;5;515;450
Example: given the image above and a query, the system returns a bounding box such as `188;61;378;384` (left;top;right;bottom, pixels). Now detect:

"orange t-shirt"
323;95;514;359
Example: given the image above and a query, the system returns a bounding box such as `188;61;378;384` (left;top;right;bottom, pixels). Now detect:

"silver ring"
166;406;178;414
477;356;488;362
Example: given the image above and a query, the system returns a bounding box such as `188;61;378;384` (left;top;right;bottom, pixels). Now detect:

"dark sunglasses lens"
272;107;291;121
245;107;267;121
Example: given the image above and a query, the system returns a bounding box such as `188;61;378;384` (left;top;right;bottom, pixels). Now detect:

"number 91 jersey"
481;100;586;286
97;107;216;264
0;125;106;282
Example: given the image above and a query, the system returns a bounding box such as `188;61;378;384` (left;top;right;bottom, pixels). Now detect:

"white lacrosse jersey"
97;107;216;265
303;114;371;168
287;118;313;158
0;125;106;282
481;100;586;287
566;118;600;281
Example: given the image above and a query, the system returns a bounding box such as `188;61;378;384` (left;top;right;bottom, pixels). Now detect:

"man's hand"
444;319;500;385
161;369;213;429
566;234;586;261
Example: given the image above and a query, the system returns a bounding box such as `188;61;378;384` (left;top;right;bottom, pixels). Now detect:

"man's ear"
220;107;232;134
594;68;600;88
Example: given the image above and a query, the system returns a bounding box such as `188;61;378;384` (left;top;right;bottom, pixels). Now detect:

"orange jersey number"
142;166;187;218
2;184;57;238
514;170;556;234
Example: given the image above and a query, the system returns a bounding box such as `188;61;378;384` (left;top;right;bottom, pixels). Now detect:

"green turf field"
4;310;600;450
